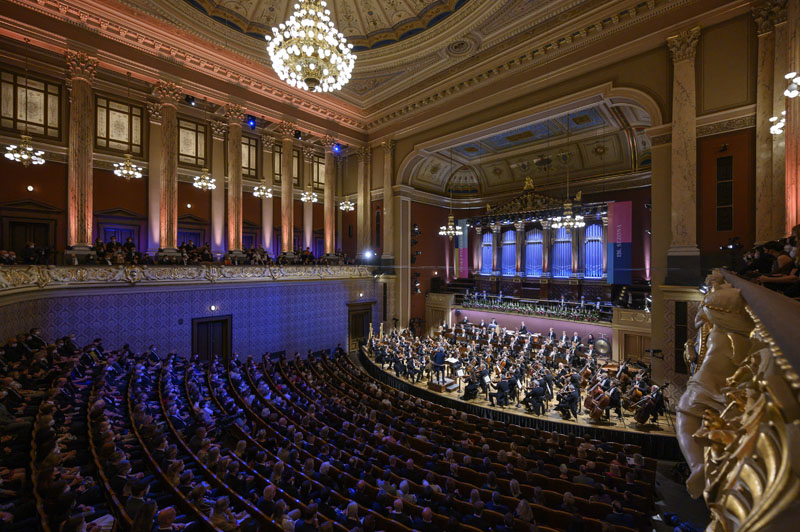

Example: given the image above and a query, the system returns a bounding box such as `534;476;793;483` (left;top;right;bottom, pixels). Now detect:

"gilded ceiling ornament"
64;50;98;84
666;26;701;63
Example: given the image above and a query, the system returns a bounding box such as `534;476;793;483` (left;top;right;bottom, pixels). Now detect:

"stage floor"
368;359;676;437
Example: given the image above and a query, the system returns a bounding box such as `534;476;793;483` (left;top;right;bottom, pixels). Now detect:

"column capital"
224;103;246;125
65;50;98;85
356;146;371;162
382;139;396;154
490;223;501;234
666;26;700;62
146;101;163;125
541;220;551;229
210;120;227;140
514;221;526;232
277;121;296;139
475;225;484;235
154;80;182;106
602;215;609;226
302;146;316;162
261;133;274;150
321;135;337;152
752;0;787;35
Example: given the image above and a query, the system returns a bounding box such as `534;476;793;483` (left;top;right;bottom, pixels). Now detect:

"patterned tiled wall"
0;279;379;356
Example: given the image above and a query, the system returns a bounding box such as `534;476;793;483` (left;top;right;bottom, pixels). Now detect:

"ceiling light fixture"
113;72;143;179
265;0;356;93
550;115;585;230
193;168;216;191
5;39;45;167
439;148;463;240
339;199;354;211
253;182;273;198
300;184;318;203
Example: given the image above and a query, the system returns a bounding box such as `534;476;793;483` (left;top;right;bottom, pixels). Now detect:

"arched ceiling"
183;0;470;51
410;101;653;198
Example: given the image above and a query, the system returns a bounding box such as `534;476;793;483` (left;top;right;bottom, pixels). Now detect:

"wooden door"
192;315;232;362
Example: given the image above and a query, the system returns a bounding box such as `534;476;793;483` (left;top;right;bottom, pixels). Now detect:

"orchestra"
368;318;668;429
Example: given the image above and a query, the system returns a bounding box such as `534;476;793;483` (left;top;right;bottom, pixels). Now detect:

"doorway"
192;315;232;362
347;302;374;353
7;219;52;259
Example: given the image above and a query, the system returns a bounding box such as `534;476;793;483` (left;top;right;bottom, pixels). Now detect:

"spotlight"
333;143;342;154
210;305;217;311
364;250;373;259
27;185;34;192
294;130;303;140
185;95;196;106
434;271;438;276
247;115;256;129
186;203;192;208
359;292;363;298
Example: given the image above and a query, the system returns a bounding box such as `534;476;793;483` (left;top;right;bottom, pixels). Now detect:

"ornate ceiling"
411;100;653;198
183;0;470;51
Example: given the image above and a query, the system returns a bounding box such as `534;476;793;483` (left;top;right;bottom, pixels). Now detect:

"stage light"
185;95;196;106
210;305;217;311
434;271;438;276
359;292;363;298
247;115;256;129
364;250;373;259
27;185;34;191
294;130;302;140
186;203;192;208
333;143;342;154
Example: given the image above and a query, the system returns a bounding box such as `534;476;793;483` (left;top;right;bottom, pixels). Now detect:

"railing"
676;270;800;531
0;263;374;295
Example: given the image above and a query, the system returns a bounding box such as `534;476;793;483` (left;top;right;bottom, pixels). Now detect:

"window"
525;228;543;277
242;135;258;178
312;155;325;189
674;301;688;374
501;229;516;276
716;156;733;231
552;227;572;278
480;232;493;275
584;223;603;278
1;70;61;139
96;96;143;154
272;144;282;184
178;118;206;167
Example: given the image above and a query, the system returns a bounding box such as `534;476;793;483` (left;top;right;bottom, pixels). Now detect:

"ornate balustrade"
0;264;374;295
676;269;800;531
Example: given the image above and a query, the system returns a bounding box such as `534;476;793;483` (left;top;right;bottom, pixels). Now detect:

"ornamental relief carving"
666;26;701;63
0;264;373;292
154;80;182;104
64;50;98;84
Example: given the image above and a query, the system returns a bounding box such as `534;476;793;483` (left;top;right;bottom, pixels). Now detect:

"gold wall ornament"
675;270;800;531
523;176;535;190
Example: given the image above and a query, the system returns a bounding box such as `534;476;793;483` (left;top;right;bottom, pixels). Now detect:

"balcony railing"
0;264;374;295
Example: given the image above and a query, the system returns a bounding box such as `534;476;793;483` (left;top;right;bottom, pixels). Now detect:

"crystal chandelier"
550;202;585;229
5;39;45;167
253;181;273;198
339;199;354;211
113;153;143;180
300;186;318;203
5;135;44;167
265;0;356;93
784;71;799;98
439;213;463;239
193;168;216;191
770;111;786;135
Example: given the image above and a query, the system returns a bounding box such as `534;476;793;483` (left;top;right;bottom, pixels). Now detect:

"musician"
432;345;446;384
406;354;423;383
489;373;510;407
555;384;580;420
599;371;612;391
488;318;498;329
647;385;665;423
479;319;486;328
571;331;581;345
462;372;479;401
548;328;556;341
519;322;527;334
586;333;595;346
606;380;623;420
560;330;568;344
522;380;546;415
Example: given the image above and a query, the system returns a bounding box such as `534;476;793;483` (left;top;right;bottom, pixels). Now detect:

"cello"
583;382;611;422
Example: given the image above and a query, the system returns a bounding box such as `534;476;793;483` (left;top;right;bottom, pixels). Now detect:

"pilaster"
277;121;296;255
356;146;372;258
155;80;182;252
382;140;396;266
210;120;227;255
322;136;337;257
224;103;245;253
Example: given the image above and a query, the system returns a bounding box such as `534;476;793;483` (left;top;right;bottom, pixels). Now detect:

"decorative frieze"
696;115;756;137
666;26;701;62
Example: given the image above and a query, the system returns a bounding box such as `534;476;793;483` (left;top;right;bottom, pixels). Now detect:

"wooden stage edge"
357;350;682;461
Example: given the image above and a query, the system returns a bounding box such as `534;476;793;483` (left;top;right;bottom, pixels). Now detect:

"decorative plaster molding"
0;264;374;295
64;49;98;84
321;135;337;152
650;133;672;146
224;103;246;124
302;146;316;162
382;140;396;154
696;114;755;137
209;119;227;140
356;146;371;162
154;80;182;104
752;0;787;35
276;121;296;139
666;26;700;62
146;101;162;124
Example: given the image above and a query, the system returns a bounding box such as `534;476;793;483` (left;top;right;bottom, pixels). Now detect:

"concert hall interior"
1;1;800;532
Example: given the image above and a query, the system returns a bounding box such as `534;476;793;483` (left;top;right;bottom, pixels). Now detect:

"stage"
358;349;681;460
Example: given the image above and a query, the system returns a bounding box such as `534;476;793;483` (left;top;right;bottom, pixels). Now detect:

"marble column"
773;6;789;237
210;120;227;256
515;221;525;276
302;146;314;251
356;146;372;258
261;134;274;253
754;3;777;242
336;156;344;252
666;27;701;285
382;140;396;265
155;81;182;252
277;122;296;255
491;224;501;275
146;102;162;254
65;50;98;251
225;104;245;253
321;137;337;257
542;222;551;276
786;0;800;232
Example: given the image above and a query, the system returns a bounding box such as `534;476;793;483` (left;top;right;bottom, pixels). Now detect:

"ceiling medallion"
265;0;356;93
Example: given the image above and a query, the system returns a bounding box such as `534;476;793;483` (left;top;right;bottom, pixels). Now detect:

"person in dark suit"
489;374;510;407
463;501;489;531
486;491;509;515
571;331;581;345
604;500;636;528
523;380;546;415
433;346;446;384
606;381;623;419
555;385;580;420
412;507;438;532
519;322;527;334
